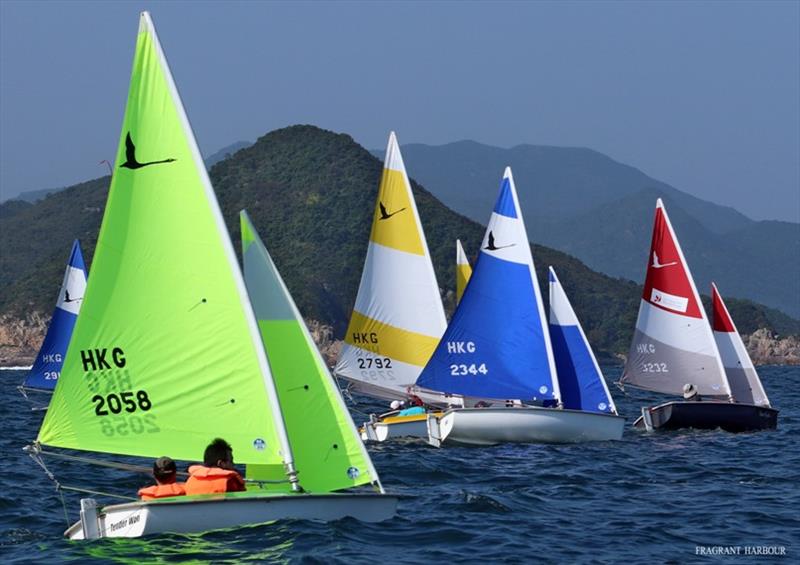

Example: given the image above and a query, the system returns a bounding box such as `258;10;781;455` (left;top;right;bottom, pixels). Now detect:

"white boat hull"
66;492;398;539
427;407;625;446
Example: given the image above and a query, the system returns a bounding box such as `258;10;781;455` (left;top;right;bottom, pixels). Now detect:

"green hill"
1;126;797;359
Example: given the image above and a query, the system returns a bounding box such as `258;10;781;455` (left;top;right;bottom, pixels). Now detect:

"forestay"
548;267;616;414
620;199;730;398
37;13;294;475
23;240;87;392
335;132;447;400
240;211;381;493
416;168;560;403
712;283;770;407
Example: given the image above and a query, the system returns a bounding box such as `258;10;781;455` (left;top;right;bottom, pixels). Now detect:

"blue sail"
416;168;559;403
22;240;87;392
547;267;616;414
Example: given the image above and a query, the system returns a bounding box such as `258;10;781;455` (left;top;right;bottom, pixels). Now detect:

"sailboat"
455;239;472;305
18;240;87;400
26;12;395;539
421;168;624;446
335;132;454;441
622;199;777;432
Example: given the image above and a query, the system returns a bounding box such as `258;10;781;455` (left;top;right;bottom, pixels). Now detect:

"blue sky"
1;1;798;221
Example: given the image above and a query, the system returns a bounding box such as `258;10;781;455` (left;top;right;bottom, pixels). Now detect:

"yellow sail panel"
343;310;441;367
369;167;424;255
456;239;472;305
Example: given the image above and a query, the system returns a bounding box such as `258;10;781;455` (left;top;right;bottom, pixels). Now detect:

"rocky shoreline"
2;316;799;368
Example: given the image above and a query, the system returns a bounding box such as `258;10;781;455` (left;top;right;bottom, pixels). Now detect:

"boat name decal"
108;512;141;533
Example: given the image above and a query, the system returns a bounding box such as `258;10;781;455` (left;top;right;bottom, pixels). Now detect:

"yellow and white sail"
335;132;447;400
455;239;472;305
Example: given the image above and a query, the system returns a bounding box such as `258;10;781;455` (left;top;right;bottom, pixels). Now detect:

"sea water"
1;366;797;563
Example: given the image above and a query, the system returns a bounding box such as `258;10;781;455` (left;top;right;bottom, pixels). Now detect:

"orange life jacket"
138;482;186;501
184;465;246;495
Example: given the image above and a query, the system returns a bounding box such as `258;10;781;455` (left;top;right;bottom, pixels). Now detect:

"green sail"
38;13;292;475
240;211;379;493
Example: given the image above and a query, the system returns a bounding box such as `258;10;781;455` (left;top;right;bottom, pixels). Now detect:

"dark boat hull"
633;401;778;432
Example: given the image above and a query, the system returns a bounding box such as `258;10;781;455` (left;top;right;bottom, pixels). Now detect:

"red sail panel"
641;204;702;319
711;283;736;333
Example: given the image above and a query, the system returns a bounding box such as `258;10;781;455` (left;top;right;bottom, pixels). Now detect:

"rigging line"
31;445;291;484
58;485;138;502
31;447;190;477
27;447;71;527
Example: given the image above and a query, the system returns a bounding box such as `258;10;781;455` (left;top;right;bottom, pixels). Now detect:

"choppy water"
1;366;797;563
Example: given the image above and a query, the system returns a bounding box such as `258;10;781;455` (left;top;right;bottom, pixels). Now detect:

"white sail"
621;199;731;398
455;239;472;305
711;283;770;406
335;132;447;400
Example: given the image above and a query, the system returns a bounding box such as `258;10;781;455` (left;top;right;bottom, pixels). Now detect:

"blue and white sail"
22;240;87;392
548;267;617;414
416;168;560;403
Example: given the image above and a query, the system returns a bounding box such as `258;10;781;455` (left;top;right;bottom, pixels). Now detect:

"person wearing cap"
683;383;702;402
138;456;186;500
184;438;246;495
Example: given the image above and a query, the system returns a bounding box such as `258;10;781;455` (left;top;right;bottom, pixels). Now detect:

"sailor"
138;456;186;500
185;438;247;495
683;383;702;402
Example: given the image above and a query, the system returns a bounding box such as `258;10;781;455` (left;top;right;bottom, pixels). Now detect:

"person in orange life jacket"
185;437;246;495
138;456;186;500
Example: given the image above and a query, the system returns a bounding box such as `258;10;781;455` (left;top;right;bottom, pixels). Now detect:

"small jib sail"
36;12;297;484
711;283;771;407
548;267;617;414
455;239;472;305
240;211;381;493
335;132;447;401
21;240;87;394
620;199;731;399
416;168;560;403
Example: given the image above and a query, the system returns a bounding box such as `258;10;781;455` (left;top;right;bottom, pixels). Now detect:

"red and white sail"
711;283;770;406
621;199;731;398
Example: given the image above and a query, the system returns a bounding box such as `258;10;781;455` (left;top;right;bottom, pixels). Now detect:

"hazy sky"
1;1;798;221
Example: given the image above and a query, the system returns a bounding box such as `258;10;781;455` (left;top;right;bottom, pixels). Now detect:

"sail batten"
335;132;447;399
621;199;731;398
37;12;292;469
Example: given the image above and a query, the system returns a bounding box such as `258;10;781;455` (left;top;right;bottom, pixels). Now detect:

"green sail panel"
240;211;378;493
37;14;289;471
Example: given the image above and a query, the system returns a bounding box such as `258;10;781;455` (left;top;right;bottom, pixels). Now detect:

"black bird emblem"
484;231;515;251
378;202;406;220
119;133;176;169
64;290;82;303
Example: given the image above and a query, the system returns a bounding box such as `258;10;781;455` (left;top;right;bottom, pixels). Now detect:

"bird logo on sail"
484;231;515;251
651;252;678;269
378;202;406;220
119;133;176;169
64;290;82;303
